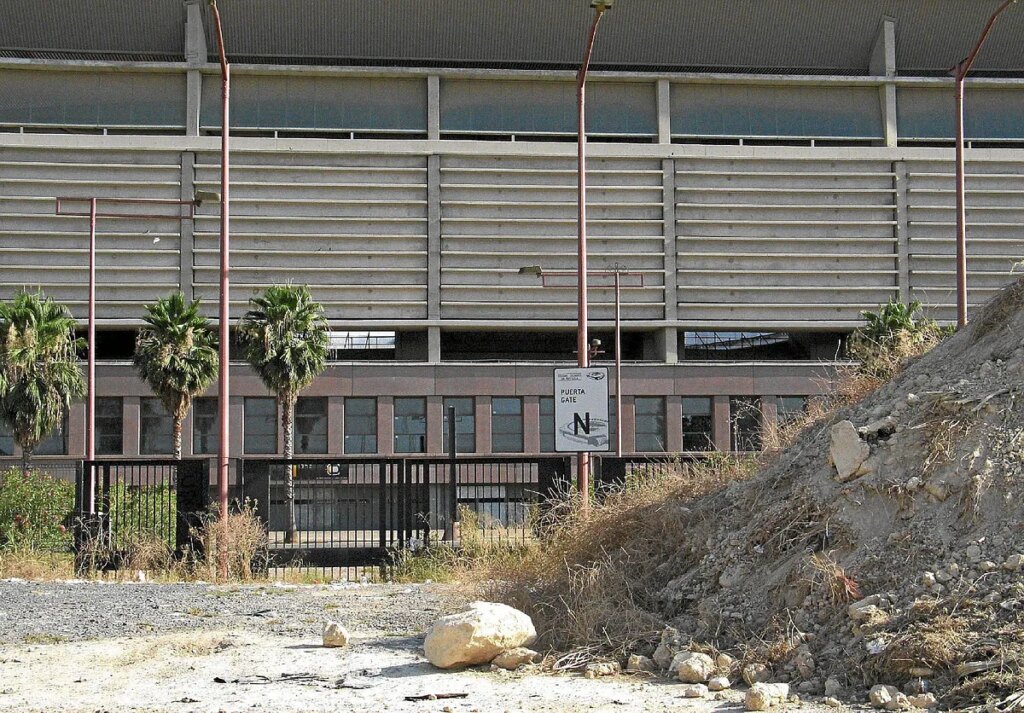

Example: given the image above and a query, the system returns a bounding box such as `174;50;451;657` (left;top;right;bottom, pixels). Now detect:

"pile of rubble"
641;280;1024;708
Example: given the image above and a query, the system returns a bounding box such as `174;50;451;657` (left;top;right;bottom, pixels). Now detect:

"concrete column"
328;396;344;454
428;326;442;363
523;396;540;454
186;71;202;137
427;154;441;322
427;75;440;141
712;395;731;451
761;394;779;433
68;402;85;457
656;79;672;144
124;397;141;456
622;397;636;454
230;397;244;459
663;158;678;325
426;395;443;454
894;161;911;303
184;0;206;138
182;408;194;456
378;397;394;456
665;396;682;453
179;151;196;300
871;17;898;148
475;396;492;454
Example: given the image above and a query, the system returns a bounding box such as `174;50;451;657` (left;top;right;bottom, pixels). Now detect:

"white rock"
830;421;871;482
423;602;537;669
1003;554;1024;571
908;693;938;709
673;651;715;683
708;676;731;691
626;654;657;673
584;661;620;678
491;647;538;670
716;653;736;671
742;663;772;686
652;643;675;670
824;697;843;708
869;684;902;711
680;684;709;698
322;621;350;648
849;595;884;621
920;571;936;587
745;682;789;711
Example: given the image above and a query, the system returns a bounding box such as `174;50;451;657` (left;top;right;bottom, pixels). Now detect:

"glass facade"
344;398;377;454
36;413;69;456
294;397;328;455
95;397;123;456
192;397;217;455
777;396;808;424
682;397;714;451
139;398;173;455
394;397;427;453
442;397;475;453
539;397;555;453
634;397;666;452
491;397;523;453
730;397;763;452
244;397;278;455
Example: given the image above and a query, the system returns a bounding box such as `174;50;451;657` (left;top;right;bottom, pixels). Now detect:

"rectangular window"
192;397;217;455
294;397;328;455
0;421;12;457
394;397;427;454
35;413;69;456
244;397;278;455
491;397;523;453
776;396;808;425
634;397;666;452
442;397;475;453
682;397;714;451
539;397;555;453
730;397;763;452
95;397;123;456
140;398;173;455
607;397;617;452
344;398;377;454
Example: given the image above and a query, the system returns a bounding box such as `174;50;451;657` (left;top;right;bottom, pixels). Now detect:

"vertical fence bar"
378;460;387;550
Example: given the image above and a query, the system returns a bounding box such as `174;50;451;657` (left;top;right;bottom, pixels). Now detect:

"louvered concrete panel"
192;152;428;321
676;158;898;327
0;146;184;320
439;155;665;321
906;162;1024;323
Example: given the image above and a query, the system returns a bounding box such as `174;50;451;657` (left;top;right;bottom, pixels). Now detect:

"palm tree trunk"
282;394;297;543
172;416;183;461
21;446;32;475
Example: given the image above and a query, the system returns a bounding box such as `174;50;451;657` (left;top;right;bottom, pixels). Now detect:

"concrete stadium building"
1;0;1023;461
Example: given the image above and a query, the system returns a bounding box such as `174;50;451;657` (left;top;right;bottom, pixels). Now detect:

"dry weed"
806;551;861;605
0;549;74;579
190;501;269;582
918;395;975;475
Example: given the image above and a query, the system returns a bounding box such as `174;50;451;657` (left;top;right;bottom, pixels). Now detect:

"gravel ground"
0;579;463;644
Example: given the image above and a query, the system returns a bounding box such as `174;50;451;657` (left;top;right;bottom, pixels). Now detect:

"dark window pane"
634;397;666;452
345;398;377;454
192;397;218;455
491;397;523;453
394;397;426;454
294;397;328;455
539;397;554;453
0;421;12;457
682;397;714;451
244;397;277;455
777;396;808;424
36;413;69;456
140;398;173;455
443;397;475;453
95;397;123;455
730;396;762;451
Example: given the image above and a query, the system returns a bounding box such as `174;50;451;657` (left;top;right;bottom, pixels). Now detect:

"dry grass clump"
463;455;758;663
0;548;75;579
189;501;269;582
970;275;1024;343
805;551;862;605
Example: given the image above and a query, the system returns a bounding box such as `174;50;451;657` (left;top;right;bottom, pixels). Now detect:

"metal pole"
209;0;231;530
446;405;457;544
951;0;1016;327
614;269;622;457
87;198;96;513
576;3;607;509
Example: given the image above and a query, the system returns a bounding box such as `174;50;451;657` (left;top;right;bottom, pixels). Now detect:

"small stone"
708;676;731;691
652;644;674;670
584;661;621;678
934;568;953;584
979;561;998;573
869;684;901;711
491;647;538;670
680;684;709;698
830;421;871;482
965;545;983;562
742;663;772;686
824;697;843;708
716;653;736;671
322;621;350;648
673;651;715;683
626;654;657;673
907;667;934;678
908;693;938;709
824;677;844;698
745;682;789;711
1003;554;1024;571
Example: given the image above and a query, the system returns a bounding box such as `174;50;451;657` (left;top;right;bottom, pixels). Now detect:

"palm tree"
134;293;219;460
237;285;328;543
0;291;85;472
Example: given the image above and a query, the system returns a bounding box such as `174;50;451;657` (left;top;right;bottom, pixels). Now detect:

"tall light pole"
519;264;643;457
55;195;213;511
208;0;231;527
951;0;1016;327
576;0;612;506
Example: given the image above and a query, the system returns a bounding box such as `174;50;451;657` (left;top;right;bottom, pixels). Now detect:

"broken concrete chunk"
830;420;871;482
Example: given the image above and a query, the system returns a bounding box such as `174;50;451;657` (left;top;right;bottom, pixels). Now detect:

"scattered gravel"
0;579;464;644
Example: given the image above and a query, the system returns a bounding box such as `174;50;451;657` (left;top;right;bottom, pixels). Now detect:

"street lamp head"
591;0;613;8
518;265;544;276
192;191;220;207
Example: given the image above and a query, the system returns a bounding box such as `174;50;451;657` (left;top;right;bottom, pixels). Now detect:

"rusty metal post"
575;2;609;510
87;198;97;512
951;0;1016;327
614;268;622;457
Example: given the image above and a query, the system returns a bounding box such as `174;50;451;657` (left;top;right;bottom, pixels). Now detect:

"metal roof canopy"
0;0;1021;75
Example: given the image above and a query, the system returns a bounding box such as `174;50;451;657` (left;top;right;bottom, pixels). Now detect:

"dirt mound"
651;280;1024;707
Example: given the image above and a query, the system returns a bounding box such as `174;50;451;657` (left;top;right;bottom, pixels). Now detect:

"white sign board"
554;367;610;452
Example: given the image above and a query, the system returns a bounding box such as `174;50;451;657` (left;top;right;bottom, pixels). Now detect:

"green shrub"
0;468;75;551
104;481;177;551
